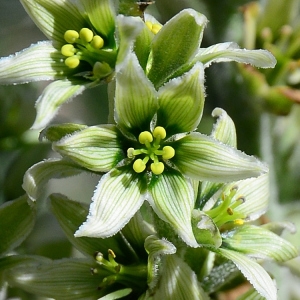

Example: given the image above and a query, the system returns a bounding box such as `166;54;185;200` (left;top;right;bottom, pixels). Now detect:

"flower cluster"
0;1;298;300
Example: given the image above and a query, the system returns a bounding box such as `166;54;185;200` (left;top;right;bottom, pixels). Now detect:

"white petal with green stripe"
157;62;205;134
98;289;133;300
115;52;158;134
20;0;85;44
53;125;124;172
195;42;276;68
0;42;69;84
222;225;298;261
23;158;85;201
148;170;198;247
75;167;146;238
218;248;277;300
32;78;92;129
174;133;268;182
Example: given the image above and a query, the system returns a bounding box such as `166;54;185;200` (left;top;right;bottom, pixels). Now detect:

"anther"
91;35;104;49
133;159;146;173
151;162;164;175
162;146;175;160
65;56;80;68
227;207;234;215
152;24;162;34
234;219;244;226
139;131;153;144
127;148;135;158
64;30;79;43
153;126;166;139
79;28;94;43
61;44;76;57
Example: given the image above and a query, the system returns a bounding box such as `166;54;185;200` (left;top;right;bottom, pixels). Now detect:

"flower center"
127;126;175;175
205;186;246;228
61;28;117;80
145;21;162;34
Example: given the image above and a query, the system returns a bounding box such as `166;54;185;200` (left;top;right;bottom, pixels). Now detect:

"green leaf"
195;42;276;69
148;169;198;247
174;133;268;182
5;258;109;300
53;125;124;172
0;42;70;84
147;9;208;88
222;225;298;262
32;79;92;130
218;248;277;300
50;193;138;262
115;51;158;136
0;195;35;255
157;62;205;135
20;0;86;44
23;158;86;201
192;210;222;248
75;167;147;238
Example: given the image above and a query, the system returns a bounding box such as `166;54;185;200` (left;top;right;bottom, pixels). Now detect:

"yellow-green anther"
153;126;166;139
227;207;234;215
133;159;146;173
152;24;162;34
151;162;164;175
91;35;104;49
61;44;76;57
234;219;244;226
80;28;94;43
64;30;79;44
145;21;153;31
162;146;175;160
65;56;80;68
93;61;112;78
139;131;153;144
127;148;135;158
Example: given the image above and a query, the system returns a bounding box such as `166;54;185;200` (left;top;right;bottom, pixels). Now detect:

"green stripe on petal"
20;0;86;44
53;125;124;172
32;79;92;130
195;42;276;69
75;167;147;238
148;170;198;247
0;42;70;84
115;52;158;135
174;133;268;182
23;158;86;201
218;248;277;300
157;62;205;134
147;9;208;88
222;225;298;262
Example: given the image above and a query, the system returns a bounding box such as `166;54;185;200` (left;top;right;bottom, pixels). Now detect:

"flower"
0;0;143;129
25;51;268;248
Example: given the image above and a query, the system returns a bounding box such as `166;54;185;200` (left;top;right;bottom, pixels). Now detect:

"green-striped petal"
23;158;86;201
148;170;198;247
222;225;298;262
20;0;86;44
115;51;158;136
76;0;116;40
157;62;205;135
0;42;70;84
32;79;92;130
174;133;268;182
75;167;147;238
98;289;133;300
195;42;276;69
218;248;277;300
0;195;35;255
53;125;124;172
147;9;208;88
237;288;266;300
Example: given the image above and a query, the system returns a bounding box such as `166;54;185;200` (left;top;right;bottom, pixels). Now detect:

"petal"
147;9;208;88
211;107;237;148
218;248;277;300
152;254;209;300
115;51;158;135
157;62;205;134
20;0;85;44
0;41;70;84
222;225;298;262
222;172;269;221
148;170;198;247
53;125;124;172
0;195;35;255
75;167;146;238
98;289;133;300
32;79;92;130
195;42;276;69
76;0;116;40
22;158;86;202
173;133;268;182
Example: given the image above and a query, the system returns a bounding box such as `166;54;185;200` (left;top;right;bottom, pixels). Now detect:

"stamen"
145;21;162;34
139;131;153;144
79;28;94;43
133;159;146;173
162;146;175;160
64;30;79;43
153;126;166;139
61;44;76;57
234;219;244;226
65;56;80;68
91;35;104;49
151;162;164;175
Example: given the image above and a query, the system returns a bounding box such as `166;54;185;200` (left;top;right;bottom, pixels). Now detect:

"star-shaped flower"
28;51;268;248
0;0;143;129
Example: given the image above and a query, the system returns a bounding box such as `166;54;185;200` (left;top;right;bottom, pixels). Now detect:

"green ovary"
127;126;175;175
61;28;117;79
